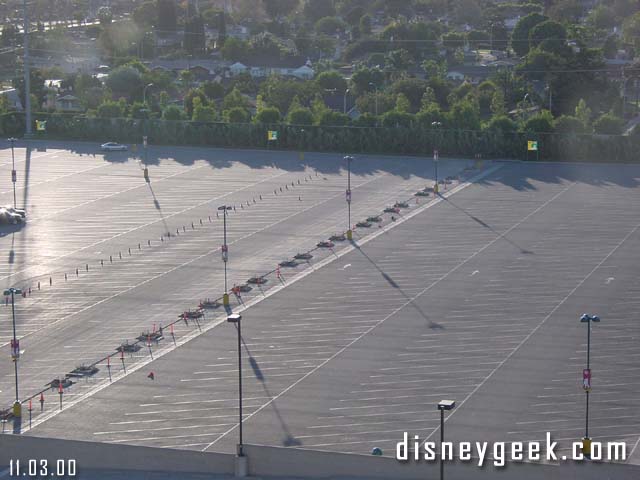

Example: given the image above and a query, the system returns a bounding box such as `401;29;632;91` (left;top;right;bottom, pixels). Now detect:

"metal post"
347;158;351;231
223;209;227;294
237;317;243;456
10;291;19;403
9;138;17;208
23;0;32;135
585;320;591;438
440;407;444;480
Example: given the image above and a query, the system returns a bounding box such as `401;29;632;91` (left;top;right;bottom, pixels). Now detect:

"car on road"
317;240;335;248
67;365;99;378
199;299;221;309
384;206;400;214
0;208;23;225
2;205;26;217
116;342;141;353
366;216;382;223
279;259;299;267
356;221;372;228
294;253;313;260
394;201;409;209
178;310;203;320
248;276;267;285
329;234;346;242
100;142;128;151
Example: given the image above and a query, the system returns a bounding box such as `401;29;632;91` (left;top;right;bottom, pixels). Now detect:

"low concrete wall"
0;435;235;476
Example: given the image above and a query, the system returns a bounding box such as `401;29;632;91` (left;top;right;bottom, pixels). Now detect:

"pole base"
13;400;21;418
223;293;230;306
346;229;353;240
434;183;439;194
581;437;592;457
234;453;248;477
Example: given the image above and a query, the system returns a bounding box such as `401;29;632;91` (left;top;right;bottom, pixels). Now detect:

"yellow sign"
267;130;278;141
36;120;47;131
527;140;538;151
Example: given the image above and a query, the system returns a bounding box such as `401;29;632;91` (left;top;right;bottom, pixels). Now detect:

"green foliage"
221;37;250;61
511;13;547;57
315;17;346;34
356;91;395;115
395;94;410;113
522;110;554;134
529;20;566;51
352;113;378;127
390;78;428;113
222;87;250;111
484;115;518;133
350;68;384;96
105;65;143;98
315;71;348;93
263;0;300;19
287;107;314;125
260;76;320;113
381;111;415;128
97;100;124;118
133;1;157;27
303;0;336;22
447;99;481;131
317;110;350;126
162;105;183;120
157;0;177;32
192;97;217;122
224;107;251;123
623;12;640;49
255;107;281;124
587;5;617;30
575;99;592;127
184;14;206;54
184;88;208;118
554;115;586;134
547;0;585;23
592;112;625;135
130;102;151;119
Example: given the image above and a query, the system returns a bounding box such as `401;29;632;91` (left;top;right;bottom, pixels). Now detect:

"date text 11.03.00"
9;459;76;477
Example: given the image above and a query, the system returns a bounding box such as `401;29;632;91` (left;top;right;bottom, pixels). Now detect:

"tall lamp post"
8;138;18;208
227;313;247;476
344;156;354;240
343;88;350;114
580;313;600;456
437;400;455;480
143;83;154;106
23;0;32;136
431;122;442;194
219;205;232;306
5;288;23;418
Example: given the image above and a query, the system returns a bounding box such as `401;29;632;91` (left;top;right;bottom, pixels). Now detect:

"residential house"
227;56;315;79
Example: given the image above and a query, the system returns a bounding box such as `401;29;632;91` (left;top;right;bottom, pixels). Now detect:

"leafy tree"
192;97;217;122
263;0;300;19
447;99;481;131
12;69;46;108
315;71;348;93
105;65;143;98
255;107;281;124
453;0;483;27
521;110;554;134
592;112;624;134
97;100;124;118
224;107;251;123
303;0;336;22
467;30;490;49
157;0;177;32
385;49;413;73
202;81;225;99
623;12;640;49
416;104;444;127
184;88;208;118
529;20;566;51
587;5;616;30
395;93;410;113
130;102;151;119
511;13;547;57
483;115;518;134
317;110;350;126
260;76;320;113
1;24;17;47
547;0;585;23
311;95;330;122
355;91;395;115
359;14;372;35
287;107;314;125
490;90;506;116
350;68;384;96
222;87;250;111
554;115;586;134
574;99;592;127
422;60;447;80
133;1;157;27
98;6;113;26
381;111;414;128
315;17;346;35
390;78;428;112
602;35;619;59
163;105;183;120
352;113;378;127
184;15;206;54
344;6;366;26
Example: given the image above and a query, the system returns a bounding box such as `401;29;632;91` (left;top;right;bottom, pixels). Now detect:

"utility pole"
23;0;32;136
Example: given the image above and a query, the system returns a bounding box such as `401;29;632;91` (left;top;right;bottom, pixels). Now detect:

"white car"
0;209;23;225
101;142;127;151
2;206;26;218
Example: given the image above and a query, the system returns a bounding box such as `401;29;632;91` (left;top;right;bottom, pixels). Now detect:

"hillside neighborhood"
1;0;640;140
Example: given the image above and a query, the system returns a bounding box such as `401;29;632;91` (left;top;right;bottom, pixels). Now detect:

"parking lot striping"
515;415;640;426
21;163;495;436
95;421;239;436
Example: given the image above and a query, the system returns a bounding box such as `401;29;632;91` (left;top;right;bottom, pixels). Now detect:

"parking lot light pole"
431;122;442;194
5;288;22;418
227;313;247;476
8;138;17;208
580;313;600;455
344;156;354;240
437;400;455;480
219;206;232;306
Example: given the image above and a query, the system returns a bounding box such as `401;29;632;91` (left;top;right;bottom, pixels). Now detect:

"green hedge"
2;112;639;163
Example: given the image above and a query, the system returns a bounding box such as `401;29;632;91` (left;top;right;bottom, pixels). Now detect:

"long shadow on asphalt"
241;338;302;448
439;195;534;255
353;245;444;330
